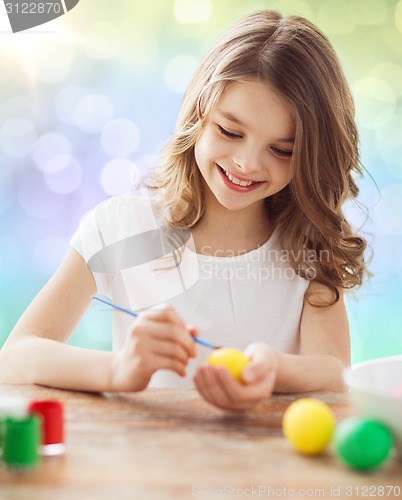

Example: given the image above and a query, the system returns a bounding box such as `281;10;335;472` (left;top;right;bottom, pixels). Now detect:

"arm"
194;281;350;410
273;281;350;393
0;249;196;392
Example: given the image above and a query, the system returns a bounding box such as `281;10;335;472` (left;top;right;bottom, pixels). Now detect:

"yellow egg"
283;398;336;455
205;348;250;382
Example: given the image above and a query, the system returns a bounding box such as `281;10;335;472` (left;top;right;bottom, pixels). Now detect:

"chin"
214;194;261;212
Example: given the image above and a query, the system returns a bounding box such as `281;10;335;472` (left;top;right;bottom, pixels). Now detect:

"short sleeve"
68;194;199;310
69;197;115;297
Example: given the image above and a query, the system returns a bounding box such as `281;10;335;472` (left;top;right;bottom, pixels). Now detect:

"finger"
154;323;197;358
145;303;186;327
242;343;277;384
244;341;272;361
197;366;236;409
215;367;274;410
194;369;250;411
147;353;188;377
193;369;212;404
137;320;197;359
147;310;197;358
214;367;246;404
150;337;192;365
241;360;270;385
195;361;275;411
194;365;228;407
193;366;214;402
186;324;199;337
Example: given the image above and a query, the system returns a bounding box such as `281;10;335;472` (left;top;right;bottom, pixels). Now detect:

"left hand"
193;342;279;411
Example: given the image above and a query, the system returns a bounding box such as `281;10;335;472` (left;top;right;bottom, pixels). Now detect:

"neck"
190;191;272;256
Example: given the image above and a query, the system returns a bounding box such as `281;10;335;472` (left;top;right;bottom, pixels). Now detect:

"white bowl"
343;355;402;459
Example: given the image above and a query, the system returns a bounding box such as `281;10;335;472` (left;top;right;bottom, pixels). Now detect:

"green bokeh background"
1;0;402;364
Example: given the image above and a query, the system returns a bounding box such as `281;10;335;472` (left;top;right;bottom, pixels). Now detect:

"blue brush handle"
192;337;217;350
91;295;218;350
92;294;138;317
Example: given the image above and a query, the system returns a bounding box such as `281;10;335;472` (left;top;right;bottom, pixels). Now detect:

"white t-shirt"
70;193;309;387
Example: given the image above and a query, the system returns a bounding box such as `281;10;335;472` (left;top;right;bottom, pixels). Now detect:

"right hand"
110;304;198;392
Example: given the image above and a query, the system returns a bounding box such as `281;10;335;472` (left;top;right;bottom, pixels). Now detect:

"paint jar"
29;400;65;456
3;414;41;469
0;396;29;457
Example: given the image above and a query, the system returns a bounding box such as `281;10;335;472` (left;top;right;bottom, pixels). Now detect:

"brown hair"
145;10;368;305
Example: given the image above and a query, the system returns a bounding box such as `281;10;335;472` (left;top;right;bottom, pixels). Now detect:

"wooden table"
0;385;401;499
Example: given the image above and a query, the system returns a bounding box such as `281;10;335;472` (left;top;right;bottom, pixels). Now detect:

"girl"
0;10;367;410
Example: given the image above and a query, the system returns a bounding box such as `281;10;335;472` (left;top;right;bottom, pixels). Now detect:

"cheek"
271;163;293;187
195;128;217;165
194;139;206;171
285;165;294;184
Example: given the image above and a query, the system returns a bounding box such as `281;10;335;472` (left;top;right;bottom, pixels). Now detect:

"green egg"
334;417;394;470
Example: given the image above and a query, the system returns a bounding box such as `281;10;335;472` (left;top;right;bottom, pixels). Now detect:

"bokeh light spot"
0;118;37;158
174;0;212;24
164;55;199;94
84;22;121;60
0;96;37;122
44;155;83;195
55;86;89;125
353;0;387;25
36;41;75;84
317;1;357;34
120;34;159;73
17;169;66;219
33;133;72;171
100;119;140;158
270;0;315;20
136;153;159;172
353;77;395;129
100;158;138;195
73;94;114;133
370;62;402;98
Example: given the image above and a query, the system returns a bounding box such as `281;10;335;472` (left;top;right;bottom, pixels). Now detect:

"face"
194;79;295;213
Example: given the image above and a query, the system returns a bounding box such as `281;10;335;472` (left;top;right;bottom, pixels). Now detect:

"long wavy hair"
146;10;368;305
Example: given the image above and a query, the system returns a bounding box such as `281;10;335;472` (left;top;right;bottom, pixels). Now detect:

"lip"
216;164;264;193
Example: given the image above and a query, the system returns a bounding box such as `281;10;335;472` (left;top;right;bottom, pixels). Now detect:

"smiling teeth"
224;170;254;187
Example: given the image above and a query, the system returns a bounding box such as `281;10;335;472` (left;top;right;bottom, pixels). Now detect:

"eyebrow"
217;110;295;144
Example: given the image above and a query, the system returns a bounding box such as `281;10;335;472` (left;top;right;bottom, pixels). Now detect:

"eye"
271;146;293;158
217;125;242;140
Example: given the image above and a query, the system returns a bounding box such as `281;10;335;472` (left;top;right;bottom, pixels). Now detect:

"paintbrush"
91;294;220;350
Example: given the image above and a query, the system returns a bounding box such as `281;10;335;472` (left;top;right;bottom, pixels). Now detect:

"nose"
232;144;266;174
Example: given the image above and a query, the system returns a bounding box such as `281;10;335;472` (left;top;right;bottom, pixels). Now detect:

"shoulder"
93;192;159;219
90;192;161;235
71;192;162;253
305;280;343;307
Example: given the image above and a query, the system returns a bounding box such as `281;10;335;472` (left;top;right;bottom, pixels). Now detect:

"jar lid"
0;396;29;418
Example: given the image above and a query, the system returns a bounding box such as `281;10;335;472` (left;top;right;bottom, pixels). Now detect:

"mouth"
216;164;264;191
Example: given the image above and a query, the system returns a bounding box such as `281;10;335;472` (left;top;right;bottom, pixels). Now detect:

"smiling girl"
0;10;367;410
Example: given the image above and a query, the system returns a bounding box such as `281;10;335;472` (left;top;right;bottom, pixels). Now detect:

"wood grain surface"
0;384;401;499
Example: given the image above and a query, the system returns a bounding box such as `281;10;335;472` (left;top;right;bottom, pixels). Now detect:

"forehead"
214;79;295;134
